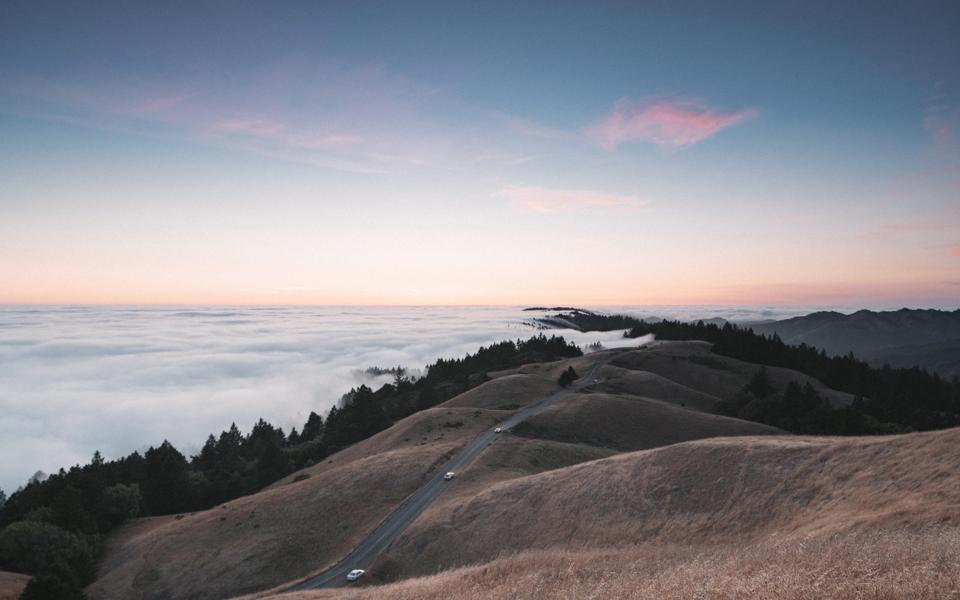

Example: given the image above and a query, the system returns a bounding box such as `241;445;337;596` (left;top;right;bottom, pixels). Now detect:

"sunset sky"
1;1;958;306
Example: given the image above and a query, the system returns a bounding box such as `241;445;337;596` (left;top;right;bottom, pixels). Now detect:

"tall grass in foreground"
288;528;960;600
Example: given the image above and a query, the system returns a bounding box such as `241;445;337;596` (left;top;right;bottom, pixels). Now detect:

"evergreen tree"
142;441;189;514
195;435;218;470
256;440;291;489
301;411;324;441
286;427;301;446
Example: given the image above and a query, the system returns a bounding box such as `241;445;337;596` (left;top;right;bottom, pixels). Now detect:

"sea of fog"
0;305;818;492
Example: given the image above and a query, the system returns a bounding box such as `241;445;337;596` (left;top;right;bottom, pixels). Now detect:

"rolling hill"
269;426;960;599
81;340;960;600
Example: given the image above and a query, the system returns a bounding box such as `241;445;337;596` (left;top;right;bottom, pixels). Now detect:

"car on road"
443;471;456;480
494;427;502;433
346;569;365;582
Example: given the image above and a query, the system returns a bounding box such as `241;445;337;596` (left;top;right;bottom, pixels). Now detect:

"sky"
1;1;958;307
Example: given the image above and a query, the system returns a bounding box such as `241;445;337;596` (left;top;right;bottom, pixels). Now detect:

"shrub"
558;366;579;387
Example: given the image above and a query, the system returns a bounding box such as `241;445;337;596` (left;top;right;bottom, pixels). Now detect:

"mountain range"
750;308;960;378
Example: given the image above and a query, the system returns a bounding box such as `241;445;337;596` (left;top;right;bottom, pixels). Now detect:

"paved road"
283;352;619;592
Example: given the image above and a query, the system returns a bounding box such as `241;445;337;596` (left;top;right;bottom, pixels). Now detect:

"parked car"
346;569;365;582
443;471;456;480
494;427;502;433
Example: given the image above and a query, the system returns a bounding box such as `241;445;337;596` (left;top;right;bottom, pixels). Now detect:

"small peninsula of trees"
0;334;581;599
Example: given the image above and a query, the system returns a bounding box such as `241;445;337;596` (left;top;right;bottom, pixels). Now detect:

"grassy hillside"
87;357;585;600
89;406;504;600
609;341;855;407
267;426;960;600
89;341;960;600
513;392;780;451
275;529;960;600
360;426;960;584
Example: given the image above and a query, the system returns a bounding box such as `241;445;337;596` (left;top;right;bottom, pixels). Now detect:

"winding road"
283;352;619;592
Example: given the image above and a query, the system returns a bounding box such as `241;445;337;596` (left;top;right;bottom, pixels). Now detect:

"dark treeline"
624;320;960;434
0;334;581;599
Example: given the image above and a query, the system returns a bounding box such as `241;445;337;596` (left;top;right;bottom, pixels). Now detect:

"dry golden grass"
440;374;559;410
517;391;780;451
0;571;29;600
611;341;855;407
89;406;503;600
487;351;622;385
92;346;957;600
89;356;593;600
275;528;960;600
367;427;960;581
588;363;722;412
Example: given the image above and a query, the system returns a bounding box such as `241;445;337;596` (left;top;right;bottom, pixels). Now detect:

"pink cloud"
588;98;757;149
949;244;960;257
497;185;642;213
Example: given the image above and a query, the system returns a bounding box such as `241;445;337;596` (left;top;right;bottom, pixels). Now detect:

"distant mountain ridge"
750;308;960;378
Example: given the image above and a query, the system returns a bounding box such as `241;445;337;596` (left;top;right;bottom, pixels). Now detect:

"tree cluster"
717;366;886;434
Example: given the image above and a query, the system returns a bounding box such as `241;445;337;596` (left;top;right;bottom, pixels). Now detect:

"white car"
494;427;502;433
443;471;456;480
346;569;365;582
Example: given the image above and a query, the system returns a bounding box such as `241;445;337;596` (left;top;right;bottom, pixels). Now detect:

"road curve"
282;351;621;592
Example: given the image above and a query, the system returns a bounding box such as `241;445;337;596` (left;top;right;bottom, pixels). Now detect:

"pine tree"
301;411;324;441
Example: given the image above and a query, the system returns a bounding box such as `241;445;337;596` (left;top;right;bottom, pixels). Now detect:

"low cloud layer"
0;305;824;492
0;306;655;492
589;98;757;149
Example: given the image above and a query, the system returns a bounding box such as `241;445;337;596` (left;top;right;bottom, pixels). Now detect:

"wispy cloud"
866;209;960;240
497;185;642;213
588;98;757;150
215;117;287;137
1;62;525;175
